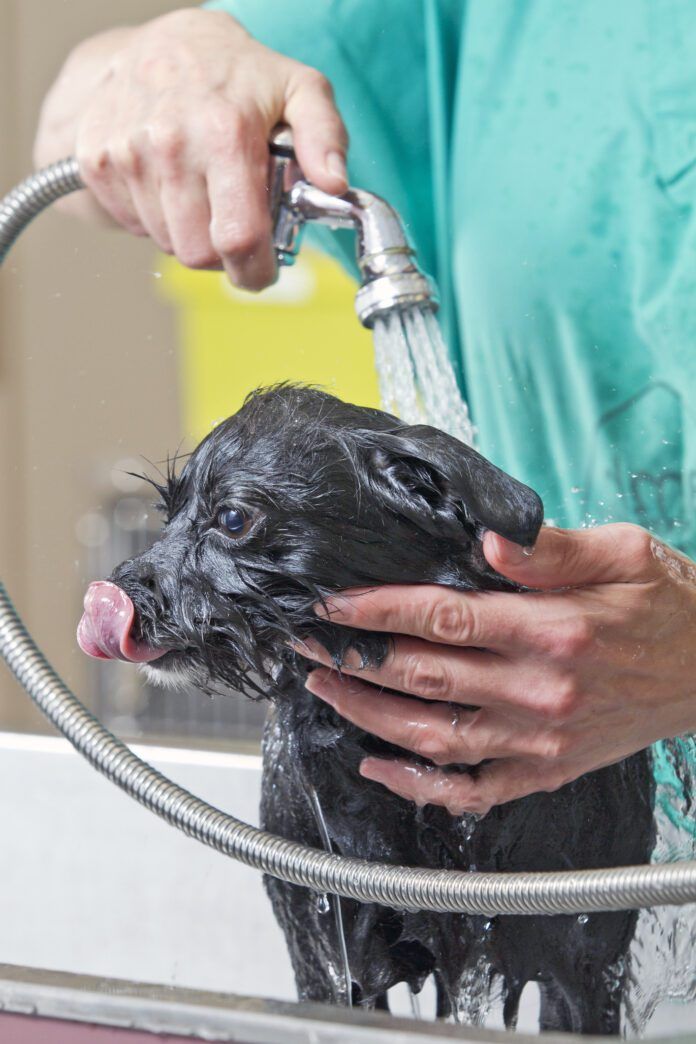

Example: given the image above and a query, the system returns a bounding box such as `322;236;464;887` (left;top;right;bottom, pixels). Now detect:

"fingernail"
359;757;383;780
360;758;413;801
305;668;336;701
487;532;528;565
326;150;347;182
339;646;362;671
289;637;325;660
313;597;353;622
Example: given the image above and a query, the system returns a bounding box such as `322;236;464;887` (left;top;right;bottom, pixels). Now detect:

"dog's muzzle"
77;581;165;663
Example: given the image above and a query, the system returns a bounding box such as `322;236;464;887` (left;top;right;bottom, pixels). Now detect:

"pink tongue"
77;581;166;663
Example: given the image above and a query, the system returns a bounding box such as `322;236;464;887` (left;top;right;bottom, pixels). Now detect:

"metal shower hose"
2;159;696;917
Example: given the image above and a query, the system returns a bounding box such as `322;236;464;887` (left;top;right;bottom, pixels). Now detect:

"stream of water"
371;306;475;445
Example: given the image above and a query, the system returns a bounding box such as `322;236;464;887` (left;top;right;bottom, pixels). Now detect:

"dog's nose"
77;581;166;663
132;560;163;599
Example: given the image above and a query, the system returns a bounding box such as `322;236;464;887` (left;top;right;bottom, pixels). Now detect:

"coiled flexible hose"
2;159;696;916
0;158;83;261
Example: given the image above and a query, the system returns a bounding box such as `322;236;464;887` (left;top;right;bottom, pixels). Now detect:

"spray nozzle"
269;127;438;328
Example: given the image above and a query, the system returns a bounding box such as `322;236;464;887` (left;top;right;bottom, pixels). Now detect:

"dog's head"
77;385;542;697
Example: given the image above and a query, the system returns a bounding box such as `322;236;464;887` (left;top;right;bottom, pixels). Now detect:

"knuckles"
445;788;493;818
204;104;268;162
300;67;334;98
174;242;219;270
427;596;475;645
210;209;271;264
147;121;187;169
537;675;581;723
608;523;655;576
544;617;595;661
109;139;142;179
538;672;584;722
212;226;265;261
401;653;454;701
410;728;482;768
76;144;111;183
208;107;250;150
407;729;445;763
537;730;574;760
392;768;493;817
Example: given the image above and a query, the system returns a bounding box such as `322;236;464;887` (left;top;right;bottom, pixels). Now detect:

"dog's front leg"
260;705;355;1005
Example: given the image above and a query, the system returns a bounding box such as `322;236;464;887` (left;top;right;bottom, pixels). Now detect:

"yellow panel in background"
160;249;380;444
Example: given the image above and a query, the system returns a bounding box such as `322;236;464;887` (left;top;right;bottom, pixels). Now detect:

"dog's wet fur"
110;385;654;1034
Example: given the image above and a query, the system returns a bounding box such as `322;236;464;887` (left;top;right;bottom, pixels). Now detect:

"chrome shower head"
269;127;438;328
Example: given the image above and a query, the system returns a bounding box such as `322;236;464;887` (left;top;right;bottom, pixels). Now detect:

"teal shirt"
206;0;696;837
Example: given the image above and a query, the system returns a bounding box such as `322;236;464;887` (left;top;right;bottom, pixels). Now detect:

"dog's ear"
362;426;543;546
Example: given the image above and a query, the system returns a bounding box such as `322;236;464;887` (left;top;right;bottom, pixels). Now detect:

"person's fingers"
160;173;218;268
312;584;602;660
75;130;146;235
127;173;173;254
305;668;560;765
484;524;660;589
128;119;210;255
206;125;277;291
284;66;348;194
359;755;563;816
314;586;515;649
297;636;525;707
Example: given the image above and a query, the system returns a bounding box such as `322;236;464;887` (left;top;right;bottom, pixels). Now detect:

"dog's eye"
218;507;251;537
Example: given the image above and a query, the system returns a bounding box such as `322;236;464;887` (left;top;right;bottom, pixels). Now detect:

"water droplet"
316;893;330;914
578;914;589;925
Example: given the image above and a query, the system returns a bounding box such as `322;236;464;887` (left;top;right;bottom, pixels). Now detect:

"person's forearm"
34;26;137;224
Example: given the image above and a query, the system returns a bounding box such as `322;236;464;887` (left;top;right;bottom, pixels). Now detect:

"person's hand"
33;8;348;290
297;524;696;815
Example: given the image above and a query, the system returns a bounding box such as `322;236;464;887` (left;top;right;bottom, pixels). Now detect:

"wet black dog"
79;385;654;1033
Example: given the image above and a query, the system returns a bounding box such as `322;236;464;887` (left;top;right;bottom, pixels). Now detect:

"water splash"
624;738;696;1036
305;782;353;1008
372;306;476;445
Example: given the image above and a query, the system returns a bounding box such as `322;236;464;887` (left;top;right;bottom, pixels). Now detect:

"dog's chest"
262;688;486;871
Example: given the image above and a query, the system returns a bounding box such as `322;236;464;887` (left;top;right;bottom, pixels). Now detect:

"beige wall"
0;0;183;729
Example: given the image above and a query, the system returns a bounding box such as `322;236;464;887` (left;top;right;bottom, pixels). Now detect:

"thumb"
284;66;349;194
483;524;659;589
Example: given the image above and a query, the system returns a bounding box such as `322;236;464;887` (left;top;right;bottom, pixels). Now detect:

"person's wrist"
141;6;249;45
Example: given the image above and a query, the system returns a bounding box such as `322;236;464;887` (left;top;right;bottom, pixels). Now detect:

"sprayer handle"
268;125;306;267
